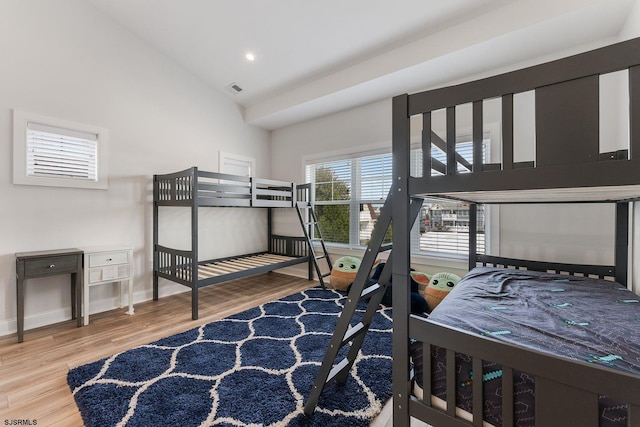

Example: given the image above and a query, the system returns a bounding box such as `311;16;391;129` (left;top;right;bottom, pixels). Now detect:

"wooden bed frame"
153;167;313;320
391;37;640;426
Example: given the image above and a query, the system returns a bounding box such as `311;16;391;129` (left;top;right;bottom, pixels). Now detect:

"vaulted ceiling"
87;0;637;130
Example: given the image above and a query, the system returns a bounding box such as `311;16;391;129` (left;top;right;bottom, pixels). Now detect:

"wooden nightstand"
82;246;134;325
15;248;83;343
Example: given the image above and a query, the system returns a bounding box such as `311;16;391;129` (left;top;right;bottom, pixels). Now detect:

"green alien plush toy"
329;256;362;291
422;272;461;311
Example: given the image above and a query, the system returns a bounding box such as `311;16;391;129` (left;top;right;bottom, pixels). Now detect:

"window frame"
12;110;108;190
305;138;493;260
219;151;255;177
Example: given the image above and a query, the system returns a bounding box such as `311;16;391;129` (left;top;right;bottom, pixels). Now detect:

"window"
13;110;108;189
414;140;487;256
306;142;487;259
307;159;352;244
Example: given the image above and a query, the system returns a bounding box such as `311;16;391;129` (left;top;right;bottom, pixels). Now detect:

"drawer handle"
49;264;55;268
107;258;113;261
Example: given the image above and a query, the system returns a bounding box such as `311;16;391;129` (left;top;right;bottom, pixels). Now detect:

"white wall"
0;0;271;336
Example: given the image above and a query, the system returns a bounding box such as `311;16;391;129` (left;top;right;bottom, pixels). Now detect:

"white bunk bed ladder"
303;192;423;416
295;201;332;288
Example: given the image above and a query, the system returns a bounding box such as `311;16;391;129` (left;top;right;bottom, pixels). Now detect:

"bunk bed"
391;37;640;427
153;167;314;320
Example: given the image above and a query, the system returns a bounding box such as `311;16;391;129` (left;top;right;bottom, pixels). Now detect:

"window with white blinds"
13;110;108;189
359;153;392;200
27;123;98;180
306;143;487;258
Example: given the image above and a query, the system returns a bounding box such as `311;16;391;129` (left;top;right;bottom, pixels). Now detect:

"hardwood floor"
0;273;314;426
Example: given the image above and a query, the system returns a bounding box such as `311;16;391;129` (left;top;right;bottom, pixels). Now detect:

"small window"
13;110;108;189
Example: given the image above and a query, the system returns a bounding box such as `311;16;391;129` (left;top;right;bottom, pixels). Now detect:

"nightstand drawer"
24;255;78;277
88;265;130;284
89;251;130;267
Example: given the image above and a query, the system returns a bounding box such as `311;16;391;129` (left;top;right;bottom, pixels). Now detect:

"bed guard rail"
155;245;194;286
402;37;640;198
154;167;303;207
475;254;616;281
270;235;309;257
409;315;640;427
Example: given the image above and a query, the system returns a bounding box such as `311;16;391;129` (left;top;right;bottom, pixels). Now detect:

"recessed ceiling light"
245;52;255;62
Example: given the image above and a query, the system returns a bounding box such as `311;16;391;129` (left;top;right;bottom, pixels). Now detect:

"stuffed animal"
423;272;461;311
375;262;429;314
329;256;361;291
410;271;431;296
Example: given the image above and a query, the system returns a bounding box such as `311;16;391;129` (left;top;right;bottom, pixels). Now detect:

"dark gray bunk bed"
153;167;325;320
391;37;640;426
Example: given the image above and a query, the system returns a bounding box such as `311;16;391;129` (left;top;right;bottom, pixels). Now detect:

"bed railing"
250;177;295;207
155;236;308;288
409;315;640;427
270;235;308;257
154;167;299;207
474;254;616;281
296;183;312;205
155;169;195;204
404;37;640;199
155;245;194;286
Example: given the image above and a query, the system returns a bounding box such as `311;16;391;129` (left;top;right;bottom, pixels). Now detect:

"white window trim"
12;110;108;190
219;151;256;177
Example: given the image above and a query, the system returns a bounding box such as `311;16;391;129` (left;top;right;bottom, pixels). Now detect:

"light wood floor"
0;273;315;426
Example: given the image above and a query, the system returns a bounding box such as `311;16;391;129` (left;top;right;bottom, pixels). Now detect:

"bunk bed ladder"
303;194;423;416
296;201;332;288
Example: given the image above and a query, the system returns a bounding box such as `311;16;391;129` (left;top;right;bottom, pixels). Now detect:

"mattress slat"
196;253;299;280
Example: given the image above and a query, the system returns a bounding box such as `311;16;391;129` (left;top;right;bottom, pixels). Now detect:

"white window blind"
27;122;98;181
359;153;392;201
13;110;108;189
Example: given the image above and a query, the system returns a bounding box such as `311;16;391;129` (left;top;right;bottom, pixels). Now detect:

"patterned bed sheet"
411;266;640;426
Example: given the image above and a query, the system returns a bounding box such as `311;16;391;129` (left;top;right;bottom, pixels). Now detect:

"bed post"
308;184;314;280
469;203;477;271
153;175;159;301
615;202;629;287
392;93;412;427
268;207;273;254
191;168;199;320
630;66;640;160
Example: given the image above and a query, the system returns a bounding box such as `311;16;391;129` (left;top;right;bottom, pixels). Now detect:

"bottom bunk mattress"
411;266;640;426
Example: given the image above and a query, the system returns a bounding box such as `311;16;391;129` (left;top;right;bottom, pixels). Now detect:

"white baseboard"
0;307;73;338
0;273;309;338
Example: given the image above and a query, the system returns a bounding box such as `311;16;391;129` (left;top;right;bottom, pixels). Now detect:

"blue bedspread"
413;267;640;426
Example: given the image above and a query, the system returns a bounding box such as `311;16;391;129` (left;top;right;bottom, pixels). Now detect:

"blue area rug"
67;287;392;426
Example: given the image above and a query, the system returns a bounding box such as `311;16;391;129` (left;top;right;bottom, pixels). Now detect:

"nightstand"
82;246;134;325
15;248;83;342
